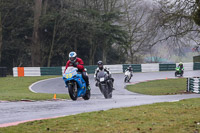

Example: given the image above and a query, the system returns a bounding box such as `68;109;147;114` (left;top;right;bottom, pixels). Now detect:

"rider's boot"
108;80;115;90
86;85;91;90
95;82;98;87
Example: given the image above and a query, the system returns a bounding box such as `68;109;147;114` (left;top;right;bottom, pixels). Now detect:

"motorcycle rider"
64;51;90;90
125;65;133;77
94;60;114;90
178;62;183;69
177;62;184;73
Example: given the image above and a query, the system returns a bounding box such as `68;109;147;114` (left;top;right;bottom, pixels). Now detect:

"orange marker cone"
166;77;168;80
53;94;56;99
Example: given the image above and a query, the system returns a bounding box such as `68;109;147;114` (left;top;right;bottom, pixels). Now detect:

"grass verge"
0;98;200;133
0;76;69;101
126;78;188;95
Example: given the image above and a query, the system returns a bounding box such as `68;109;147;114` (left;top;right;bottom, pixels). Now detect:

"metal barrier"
40;67;62;75
141;63;159;72
12;62;195;77
0;67;7;77
187;77;200;93
123;64;141;72
193;63;200;70
159;64;176;71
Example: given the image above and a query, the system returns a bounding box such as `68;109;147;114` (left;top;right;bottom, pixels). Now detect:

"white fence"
13;62;195;77
13;67;18;77
141;63;159;72
13;67;41;77
105;65;123;73
24;67;41;76
176;62;193;71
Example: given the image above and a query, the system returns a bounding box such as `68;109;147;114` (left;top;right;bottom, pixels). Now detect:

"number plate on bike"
100;78;105;82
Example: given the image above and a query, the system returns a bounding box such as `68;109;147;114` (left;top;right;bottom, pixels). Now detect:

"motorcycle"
63;67;90;101
124;70;132;83
96;71;113;99
175;66;184;77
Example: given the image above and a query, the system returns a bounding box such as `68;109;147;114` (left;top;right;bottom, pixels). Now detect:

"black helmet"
97;60;103;70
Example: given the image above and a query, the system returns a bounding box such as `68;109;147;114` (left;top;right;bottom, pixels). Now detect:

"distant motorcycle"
175;66;184;77
63;67;90;101
124;70;132;83
96;71;113;99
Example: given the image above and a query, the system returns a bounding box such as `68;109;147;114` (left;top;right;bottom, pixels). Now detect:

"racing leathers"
64;57;90;89
94;66;114;90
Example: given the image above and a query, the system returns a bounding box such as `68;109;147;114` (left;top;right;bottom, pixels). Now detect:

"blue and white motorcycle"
63;67;90;101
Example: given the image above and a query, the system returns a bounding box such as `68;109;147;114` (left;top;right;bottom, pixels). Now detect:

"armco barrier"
141;63;159;72
159;64;176;71
123;64;141;72
13;67;18;77
0;67;7;77
176;62;193;71
193;62;200;70
40;67;62;75
85;65;97;74
24;67;40;76
13;67;41;77
105;65;123;73
12;62;196;77
187;77;200;93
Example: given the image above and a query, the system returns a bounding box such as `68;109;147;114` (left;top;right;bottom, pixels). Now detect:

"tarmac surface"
1;71;200;127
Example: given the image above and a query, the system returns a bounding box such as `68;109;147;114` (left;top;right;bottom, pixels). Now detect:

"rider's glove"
73;62;77;67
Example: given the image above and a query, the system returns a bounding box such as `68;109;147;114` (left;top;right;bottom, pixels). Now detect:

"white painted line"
29;77;61;93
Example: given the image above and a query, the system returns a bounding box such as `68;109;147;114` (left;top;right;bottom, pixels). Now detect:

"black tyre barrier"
0;67;7;77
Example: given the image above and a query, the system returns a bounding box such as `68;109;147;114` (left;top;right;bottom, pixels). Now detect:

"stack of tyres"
187;78;200;93
0;67;7;77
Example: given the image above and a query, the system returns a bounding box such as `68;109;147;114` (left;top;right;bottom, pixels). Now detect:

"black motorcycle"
96;71;113;99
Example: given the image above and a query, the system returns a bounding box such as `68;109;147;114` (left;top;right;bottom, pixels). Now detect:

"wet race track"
1;71;200;127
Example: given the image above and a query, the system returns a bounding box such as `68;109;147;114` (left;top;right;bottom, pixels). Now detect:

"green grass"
126;78;187;95
0;76;69;101
0;77;199;132
0;98;200;133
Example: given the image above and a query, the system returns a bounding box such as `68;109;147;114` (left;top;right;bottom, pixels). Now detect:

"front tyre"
175;72;177;77
124;76;129;83
100;84;109;99
68;82;77;101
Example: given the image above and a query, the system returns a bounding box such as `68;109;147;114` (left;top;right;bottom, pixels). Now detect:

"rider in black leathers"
94;61;114;90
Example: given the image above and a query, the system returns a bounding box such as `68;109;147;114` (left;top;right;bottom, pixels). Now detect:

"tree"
32;0;42;67
0;11;2;66
154;0;200;56
121;0;159;63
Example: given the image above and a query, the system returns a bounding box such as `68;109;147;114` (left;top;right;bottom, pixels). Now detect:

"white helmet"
69;51;77;63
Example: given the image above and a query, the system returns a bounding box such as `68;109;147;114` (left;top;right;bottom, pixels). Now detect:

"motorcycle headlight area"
100;77;105;82
65;71;77;79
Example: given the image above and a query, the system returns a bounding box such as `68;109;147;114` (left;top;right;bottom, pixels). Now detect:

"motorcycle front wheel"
68;82;78;101
124;76;129;83
100;84;109;99
175;72;177;77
